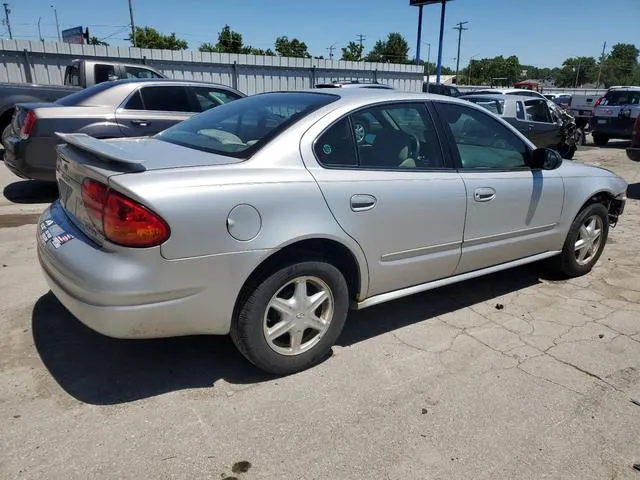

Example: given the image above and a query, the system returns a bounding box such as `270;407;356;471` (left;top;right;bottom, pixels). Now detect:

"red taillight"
81;179;169;248
594;96;605;107
19;110;37;139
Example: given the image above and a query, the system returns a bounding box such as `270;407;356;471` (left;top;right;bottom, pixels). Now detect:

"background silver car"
3;78;244;181
37;89;627;374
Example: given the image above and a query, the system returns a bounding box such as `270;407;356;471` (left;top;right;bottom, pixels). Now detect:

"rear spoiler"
55;133;146;171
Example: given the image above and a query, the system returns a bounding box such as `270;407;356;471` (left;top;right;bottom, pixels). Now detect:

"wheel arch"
233;236;368;322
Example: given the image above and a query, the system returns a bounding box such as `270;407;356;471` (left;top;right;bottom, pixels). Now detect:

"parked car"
0;59;166;147
590;86;640;145
38;89;627;374
461;93;580;158
468;88;548;99
315;80;393;89
627;115;640;162
544;94;572;109
423;83;461;97
3;78;244;181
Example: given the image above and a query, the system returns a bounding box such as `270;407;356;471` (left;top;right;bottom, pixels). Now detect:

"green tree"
458;55;522;85
365;33;409;63
601;43;639;87
274;36;310;58
247;47;275;56
555;56;597;87
87;36;108;46
129;26;187;50
341;41;364;61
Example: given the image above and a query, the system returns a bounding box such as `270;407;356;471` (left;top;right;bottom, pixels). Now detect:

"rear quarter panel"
109;144;370;293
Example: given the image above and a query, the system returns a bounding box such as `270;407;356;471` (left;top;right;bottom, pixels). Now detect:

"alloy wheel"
574;215;603;266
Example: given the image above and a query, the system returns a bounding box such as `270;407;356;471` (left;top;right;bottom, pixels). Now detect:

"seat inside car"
361;129;414;168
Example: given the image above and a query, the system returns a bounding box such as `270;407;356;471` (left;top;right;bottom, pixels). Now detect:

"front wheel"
553;203;609;278
231;261;349;375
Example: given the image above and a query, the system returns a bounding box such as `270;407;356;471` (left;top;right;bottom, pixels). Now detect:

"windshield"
56;81;116;106
156;92;338;158
602;90;640;106
465;97;505;115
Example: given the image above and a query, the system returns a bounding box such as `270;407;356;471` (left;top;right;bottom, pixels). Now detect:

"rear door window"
124;66;164;79
139;86;196;112
94;64;117;84
192;87;242;112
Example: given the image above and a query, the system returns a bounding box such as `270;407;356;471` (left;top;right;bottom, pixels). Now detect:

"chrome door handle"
474;187;496;202
350;194;377;212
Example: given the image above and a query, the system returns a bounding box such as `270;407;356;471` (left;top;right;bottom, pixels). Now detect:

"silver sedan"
37;89;627;374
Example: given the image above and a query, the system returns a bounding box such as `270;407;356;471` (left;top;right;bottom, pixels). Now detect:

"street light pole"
2;3;12;40
435;0;447;85
50;5;61;42
415;4;424;64
574;57;582;88
425;43;431;85
37;16;43;41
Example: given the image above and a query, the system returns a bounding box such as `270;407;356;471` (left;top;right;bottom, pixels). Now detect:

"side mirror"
531;148;563;170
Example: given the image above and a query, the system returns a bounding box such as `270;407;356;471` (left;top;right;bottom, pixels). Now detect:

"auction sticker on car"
38;215;74;249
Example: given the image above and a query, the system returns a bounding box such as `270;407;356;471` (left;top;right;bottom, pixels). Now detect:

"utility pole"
453;21;468;84
37;16;43;41
50;5;61;42
128;0;136;47
596;41;606;89
574;57;582;88
327;43;336;60
2;3;12;39
356;33;365;61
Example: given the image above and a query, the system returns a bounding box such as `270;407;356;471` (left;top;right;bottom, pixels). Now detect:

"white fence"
0;40;424;94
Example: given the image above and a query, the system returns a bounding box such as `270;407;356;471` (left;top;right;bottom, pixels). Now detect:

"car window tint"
125;66;163;79
94;64;117;84
192;87;241;112
314;118;357;167
437;102;528;169
124;89;144;110
140;86;195;112
465;98;504;115
65;65;81;86
524;100;551;122
603;90;640;106
354;103;444;169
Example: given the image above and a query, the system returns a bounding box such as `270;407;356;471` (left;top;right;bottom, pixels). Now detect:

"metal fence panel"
0;40;423;93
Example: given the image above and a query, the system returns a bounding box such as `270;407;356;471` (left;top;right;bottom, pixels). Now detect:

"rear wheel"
231;261;349;375
553;203;609;277
592;133;609;146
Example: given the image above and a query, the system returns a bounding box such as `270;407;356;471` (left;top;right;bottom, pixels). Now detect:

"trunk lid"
55;134;243;245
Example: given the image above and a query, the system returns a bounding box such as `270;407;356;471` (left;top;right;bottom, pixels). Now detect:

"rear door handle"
131;119;150;127
474;187;496;202
350;194;377;212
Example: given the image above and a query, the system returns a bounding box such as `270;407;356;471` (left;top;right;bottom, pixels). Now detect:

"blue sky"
6;0;640;68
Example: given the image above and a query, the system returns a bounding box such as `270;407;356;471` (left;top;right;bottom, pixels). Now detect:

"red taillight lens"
81;179;169;248
19;110;37;139
82;179;108;233
594;96;604;107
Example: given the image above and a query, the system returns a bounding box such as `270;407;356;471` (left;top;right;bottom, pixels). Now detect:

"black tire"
231;261;349;375
553;203;609;278
592;134;609;146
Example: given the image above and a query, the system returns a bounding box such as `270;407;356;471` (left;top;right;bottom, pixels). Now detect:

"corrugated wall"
0;40;424;94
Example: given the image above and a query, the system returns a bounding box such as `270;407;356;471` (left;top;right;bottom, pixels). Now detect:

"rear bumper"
590;116;634;139
37;201;271;339
2;135;58;181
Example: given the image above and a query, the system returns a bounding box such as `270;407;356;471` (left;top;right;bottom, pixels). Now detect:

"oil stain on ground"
0;213;41;229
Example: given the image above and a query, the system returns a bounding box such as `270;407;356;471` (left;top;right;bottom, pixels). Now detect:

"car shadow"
33;264;546;405
3;180;58;204
628;183;640;201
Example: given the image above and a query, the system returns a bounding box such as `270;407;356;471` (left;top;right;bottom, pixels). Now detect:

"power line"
356;33;365;60
327;43;336;60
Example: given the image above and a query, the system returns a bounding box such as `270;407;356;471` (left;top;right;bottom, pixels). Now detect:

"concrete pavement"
1;144;640;479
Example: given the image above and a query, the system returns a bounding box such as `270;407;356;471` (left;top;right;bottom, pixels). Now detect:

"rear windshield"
156;92;338;158
56;81;116;106
603;90;640;106
465;97;505;115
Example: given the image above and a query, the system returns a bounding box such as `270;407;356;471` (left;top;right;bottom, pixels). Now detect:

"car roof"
101;78;237;88
462;93;536;103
